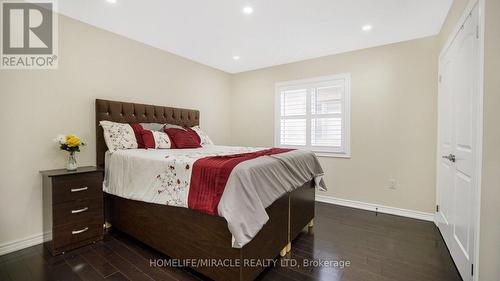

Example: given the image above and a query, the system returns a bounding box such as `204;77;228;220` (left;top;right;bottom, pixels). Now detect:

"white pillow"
164;123;186;130
139;123;165;131
191;126;213;145
152;131;172;149
100;121;138;152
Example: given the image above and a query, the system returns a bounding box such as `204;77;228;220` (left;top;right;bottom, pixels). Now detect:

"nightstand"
40;166;104;255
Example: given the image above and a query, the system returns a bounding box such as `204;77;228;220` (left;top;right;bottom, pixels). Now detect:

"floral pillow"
141;130;172;149
100;121;138;152
191;126;214;145
153;131;172;148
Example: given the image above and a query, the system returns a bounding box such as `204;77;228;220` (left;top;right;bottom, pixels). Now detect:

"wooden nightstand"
40;166;104;255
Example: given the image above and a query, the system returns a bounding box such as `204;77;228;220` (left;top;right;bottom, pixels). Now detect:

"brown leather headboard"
95;99;200;168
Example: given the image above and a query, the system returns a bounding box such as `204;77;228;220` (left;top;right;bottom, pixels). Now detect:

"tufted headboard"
95;99;200;168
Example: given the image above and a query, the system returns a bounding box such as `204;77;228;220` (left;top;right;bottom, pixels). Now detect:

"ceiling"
57;0;453;73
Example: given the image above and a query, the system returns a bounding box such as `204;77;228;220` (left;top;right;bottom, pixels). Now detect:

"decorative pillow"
190;126;214;145
139;123;165;131
100;121;138;152
130;123;145;148
165;128;202;149
140;130;172;149
185;128;201;145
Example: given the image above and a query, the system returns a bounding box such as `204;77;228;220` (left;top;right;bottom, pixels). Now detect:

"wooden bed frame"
96;99;315;281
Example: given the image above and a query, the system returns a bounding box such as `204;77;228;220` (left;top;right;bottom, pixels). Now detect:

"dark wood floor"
0;203;462;281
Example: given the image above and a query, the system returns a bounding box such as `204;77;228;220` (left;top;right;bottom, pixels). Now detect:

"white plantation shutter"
275;74;351;157
280;89;307;145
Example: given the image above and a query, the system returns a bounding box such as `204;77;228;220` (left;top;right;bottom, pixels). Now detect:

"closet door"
436;4;480;281
436;38;454;250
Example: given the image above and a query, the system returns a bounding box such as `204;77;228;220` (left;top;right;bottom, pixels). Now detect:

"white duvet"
104;145;325;248
103;145;262;208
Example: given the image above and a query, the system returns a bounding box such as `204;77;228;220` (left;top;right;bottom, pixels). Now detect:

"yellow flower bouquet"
54;134;85;170
55;134;85;152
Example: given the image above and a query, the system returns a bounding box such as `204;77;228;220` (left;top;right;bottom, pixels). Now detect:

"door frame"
436;0;484;280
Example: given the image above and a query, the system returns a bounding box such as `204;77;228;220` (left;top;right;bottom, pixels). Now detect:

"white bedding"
104;145;325;248
103;145;263;208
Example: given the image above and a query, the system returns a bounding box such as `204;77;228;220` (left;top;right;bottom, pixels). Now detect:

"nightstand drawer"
52;219;103;251
52;173;103;203
53;198;103;227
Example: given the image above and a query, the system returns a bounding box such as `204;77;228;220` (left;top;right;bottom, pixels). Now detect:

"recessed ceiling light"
233;55;240;60
242;6;253;14
362;24;372;31
106;0;117;4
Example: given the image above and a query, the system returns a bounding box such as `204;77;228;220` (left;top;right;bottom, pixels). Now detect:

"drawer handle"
71;207;88;214
71;187;88;193
72;227;89;235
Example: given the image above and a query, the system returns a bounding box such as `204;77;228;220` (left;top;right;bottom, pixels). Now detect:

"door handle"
442;154;456;162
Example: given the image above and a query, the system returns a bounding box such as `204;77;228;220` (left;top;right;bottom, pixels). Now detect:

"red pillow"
165;128;202;149
186;127;201;144
140;130;156;149
130;123;145;148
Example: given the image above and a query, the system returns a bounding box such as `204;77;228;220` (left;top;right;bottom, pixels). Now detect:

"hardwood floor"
0;203;462;281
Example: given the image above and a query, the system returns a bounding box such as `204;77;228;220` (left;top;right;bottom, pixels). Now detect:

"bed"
96;99;319;281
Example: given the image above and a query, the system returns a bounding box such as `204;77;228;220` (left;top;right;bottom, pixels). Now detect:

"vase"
67;152;78;171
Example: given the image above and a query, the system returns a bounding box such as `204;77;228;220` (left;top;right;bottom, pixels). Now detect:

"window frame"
274;73;351;158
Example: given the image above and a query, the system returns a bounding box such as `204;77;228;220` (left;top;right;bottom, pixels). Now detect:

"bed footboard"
106;180;315;281
290;180;316;242
107;193;288;281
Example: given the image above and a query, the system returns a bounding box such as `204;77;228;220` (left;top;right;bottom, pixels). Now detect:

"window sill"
276;145;351;159
314;152;351;159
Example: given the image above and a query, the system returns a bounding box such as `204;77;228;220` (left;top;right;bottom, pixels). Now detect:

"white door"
436;4;480;281
436;41;454;249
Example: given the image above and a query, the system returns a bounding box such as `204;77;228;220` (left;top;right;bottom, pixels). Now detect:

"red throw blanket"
188;148;293;215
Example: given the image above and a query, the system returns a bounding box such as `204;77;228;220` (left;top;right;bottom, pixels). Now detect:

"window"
275;74;351;157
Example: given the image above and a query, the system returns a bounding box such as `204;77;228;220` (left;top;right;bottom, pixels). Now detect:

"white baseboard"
316;194;435;222
0;233;45;256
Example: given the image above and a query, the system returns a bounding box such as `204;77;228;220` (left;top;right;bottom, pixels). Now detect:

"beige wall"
478;0;500;279
230;37;438;213
0;15;232;245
